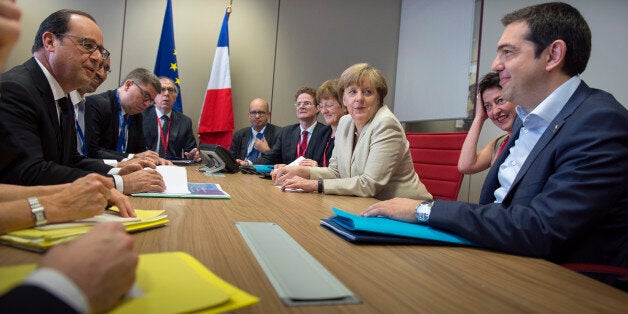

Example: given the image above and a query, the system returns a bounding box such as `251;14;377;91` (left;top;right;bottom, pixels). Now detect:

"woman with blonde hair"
273;63;431;200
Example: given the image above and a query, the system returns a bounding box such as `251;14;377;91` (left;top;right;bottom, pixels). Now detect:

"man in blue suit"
363;2;627;279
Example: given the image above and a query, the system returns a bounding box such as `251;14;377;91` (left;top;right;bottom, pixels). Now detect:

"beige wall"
6;0;400;133
5;0;627;204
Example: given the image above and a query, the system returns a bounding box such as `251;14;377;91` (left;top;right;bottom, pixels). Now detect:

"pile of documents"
0;208;168;252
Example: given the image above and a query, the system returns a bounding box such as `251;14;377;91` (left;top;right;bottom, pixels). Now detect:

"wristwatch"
415;200;433;223
27;196;47;227
317;179;324;193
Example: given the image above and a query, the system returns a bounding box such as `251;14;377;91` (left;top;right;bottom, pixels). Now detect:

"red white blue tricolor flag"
198;8;234;147
154;0;183;112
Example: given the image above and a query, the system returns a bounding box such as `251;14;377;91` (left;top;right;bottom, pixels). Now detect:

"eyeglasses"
59;33;110;60
248;111;267;116
132;81;153;102
317;102;338;110
294;101;313;108
161;86;178;94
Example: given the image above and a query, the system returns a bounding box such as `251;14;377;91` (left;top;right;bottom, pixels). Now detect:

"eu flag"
154;0;183;112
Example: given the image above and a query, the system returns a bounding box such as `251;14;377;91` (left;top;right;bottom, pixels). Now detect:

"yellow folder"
0;209;168;251
0;252;259;313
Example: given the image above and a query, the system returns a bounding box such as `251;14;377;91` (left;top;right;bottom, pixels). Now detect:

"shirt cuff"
112;174;124;193
123;154;134;161
103;159;118;167
107;168;120;175
23;268;89;314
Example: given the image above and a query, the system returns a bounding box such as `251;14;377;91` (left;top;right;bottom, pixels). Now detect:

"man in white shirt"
362;2;627;285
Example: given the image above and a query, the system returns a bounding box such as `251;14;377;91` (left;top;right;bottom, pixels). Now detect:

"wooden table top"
1;167;626;313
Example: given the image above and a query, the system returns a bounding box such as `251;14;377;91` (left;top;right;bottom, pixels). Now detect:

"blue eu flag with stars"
154;0;183;112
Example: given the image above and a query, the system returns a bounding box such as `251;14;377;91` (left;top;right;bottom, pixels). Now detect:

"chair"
406;132;467;201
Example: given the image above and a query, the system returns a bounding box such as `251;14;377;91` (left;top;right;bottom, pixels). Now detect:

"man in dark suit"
0;9;164;194
242;87;331;166
85;68;167;162
230;98;281;162
143;77;200;161
0;7;139;313
363;2;627;278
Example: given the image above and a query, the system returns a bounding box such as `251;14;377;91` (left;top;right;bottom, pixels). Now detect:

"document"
133;183;231;199
154;165;191;194
0;208;168;252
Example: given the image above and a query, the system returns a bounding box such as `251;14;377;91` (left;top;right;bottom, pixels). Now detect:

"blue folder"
322;208;477;246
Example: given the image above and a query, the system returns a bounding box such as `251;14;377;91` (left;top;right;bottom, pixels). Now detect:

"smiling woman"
274;63;433;201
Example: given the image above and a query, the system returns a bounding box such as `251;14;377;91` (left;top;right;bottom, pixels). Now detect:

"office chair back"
406;132;467;201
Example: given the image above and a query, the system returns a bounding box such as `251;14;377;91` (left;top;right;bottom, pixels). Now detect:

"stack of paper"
0;208;168;252
0;252;259;313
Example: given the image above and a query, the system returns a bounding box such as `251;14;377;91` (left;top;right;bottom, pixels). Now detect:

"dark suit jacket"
430;82;628;267
0;58;112;185
143;106;197;158
252;122;331;165
229;123;282;160
85;90;146;161
0;284;79;313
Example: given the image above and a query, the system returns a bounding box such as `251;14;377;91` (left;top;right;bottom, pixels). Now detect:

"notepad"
0;252;259;313
323;208;477;246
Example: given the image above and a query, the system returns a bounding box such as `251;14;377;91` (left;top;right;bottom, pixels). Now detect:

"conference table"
0;167;626;313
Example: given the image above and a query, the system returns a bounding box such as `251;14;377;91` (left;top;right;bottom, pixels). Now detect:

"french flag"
198;9;234;148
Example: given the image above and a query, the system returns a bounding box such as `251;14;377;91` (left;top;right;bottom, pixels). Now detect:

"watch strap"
27;196;47;227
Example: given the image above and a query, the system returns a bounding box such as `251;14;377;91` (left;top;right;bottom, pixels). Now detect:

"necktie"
246;132;265;160
297;130;308;157
159;115;169;156
57;97;74;164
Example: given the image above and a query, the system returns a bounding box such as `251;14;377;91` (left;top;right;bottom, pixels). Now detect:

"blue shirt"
494;76;581;203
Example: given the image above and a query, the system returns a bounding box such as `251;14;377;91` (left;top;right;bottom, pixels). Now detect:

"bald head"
248;98;270;131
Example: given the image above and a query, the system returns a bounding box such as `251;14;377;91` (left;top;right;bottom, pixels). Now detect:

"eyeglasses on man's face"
248;111;267;116
132;81;153;103
161;86;177;95
293;101;313;108
59;33;110;60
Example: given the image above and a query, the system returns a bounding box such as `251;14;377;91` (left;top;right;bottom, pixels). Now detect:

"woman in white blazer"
273;63;431;201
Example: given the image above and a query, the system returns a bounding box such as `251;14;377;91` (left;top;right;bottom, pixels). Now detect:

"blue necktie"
246;132;264;160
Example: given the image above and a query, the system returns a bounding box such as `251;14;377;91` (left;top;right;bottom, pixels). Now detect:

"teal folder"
324;208;477;246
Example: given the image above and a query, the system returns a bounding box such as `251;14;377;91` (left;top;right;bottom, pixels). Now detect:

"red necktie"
297;130;308;157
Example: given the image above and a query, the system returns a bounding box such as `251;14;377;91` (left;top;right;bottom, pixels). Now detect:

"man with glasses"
230;98;281;162
85;68;170;165
0;9;165;195
243;86;330;166
143;77;200;162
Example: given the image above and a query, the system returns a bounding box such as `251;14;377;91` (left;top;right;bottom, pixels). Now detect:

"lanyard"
157;115;172;155
115;91;129;153
71;104;87;156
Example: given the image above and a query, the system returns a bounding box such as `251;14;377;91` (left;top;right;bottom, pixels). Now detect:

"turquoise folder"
326;208;477;246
